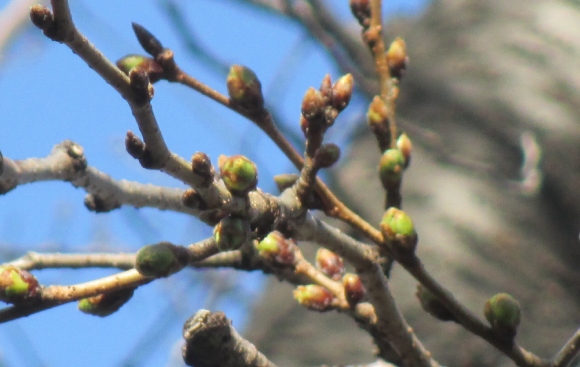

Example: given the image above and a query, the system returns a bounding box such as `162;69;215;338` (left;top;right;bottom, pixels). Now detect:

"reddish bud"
293;285;334;312
191;152;215;187
315;248;345;280
227;65;264;111
350;0;371;28
396;133;413;168
255;231;296;266
301;87;326;123
342;273;365;306
331;74;354;112
0;265;41;304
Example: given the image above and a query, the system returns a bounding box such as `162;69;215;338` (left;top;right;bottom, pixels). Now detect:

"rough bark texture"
244;0;580;366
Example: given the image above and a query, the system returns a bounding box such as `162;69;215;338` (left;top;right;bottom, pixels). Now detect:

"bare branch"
182;309;278;367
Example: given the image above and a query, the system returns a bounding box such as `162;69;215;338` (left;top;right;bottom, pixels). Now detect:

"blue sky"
0;1;429;366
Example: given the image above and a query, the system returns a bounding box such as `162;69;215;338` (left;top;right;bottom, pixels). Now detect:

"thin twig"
552;327;580;367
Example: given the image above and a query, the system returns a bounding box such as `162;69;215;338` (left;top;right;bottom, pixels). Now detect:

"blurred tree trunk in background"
245;0;580;365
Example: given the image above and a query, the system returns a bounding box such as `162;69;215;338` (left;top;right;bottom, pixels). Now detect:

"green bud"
219;155;258;196
78;287;135;317
255;231;296;266
331;73;354;112
484;293;521;339
379;148;405;188
342;273;365;306
416;284;456;322
214;216;251;251
135;242;189;278
314;144;341;169
116;54;163;83
227;65;264;111
293;285;334;312
315;248;344;281
0;265;41;304
380;207;418;256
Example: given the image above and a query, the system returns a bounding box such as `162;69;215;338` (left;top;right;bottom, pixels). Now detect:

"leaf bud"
255;231;296;266
0;265;41;304
378;148;405;189
227;65;264;111
116;54;163;83
342;273;365;306
219;155;258;196
78;287;135;317
315;248;345;280
293;285;334;312
273;173;299;193
214;216;251;251
331;74;354;112
484;293;521;339
135;242;189;278
396;133;413;168
416;284;456;322
132;23;164;57
191;152;215;187
386;37;408;79
380;207;418;256
314;144;341;169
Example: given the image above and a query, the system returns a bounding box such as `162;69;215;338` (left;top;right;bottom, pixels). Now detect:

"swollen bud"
396;133;412;168
0;265;41;304
116;54;163;83
293;285;334;312
214;215;251;251
342;273;365;306
227;65;264;111
78;287;135;317
386;37;408;79
331;74;354;112
379;149;405;189
484;293;521;339
416;284;456;322
255;231;296;266
380;207;418;257
315;248;344;280
301;87;326;124
314;144;341;168
219;155;258;196
135;242;189;278
367;96;389;128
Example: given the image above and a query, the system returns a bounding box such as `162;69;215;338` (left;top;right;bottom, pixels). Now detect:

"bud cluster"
300;74;353;140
